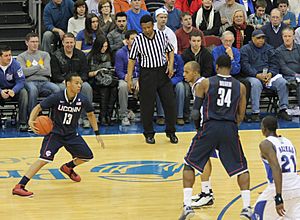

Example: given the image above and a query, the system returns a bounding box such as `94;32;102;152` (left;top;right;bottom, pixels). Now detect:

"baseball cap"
252;29;266;38
155;8;168;17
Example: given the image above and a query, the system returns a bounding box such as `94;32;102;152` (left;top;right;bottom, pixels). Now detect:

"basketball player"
12;73;104;197
183;61;215;208
252;116;300;219
179;55;252;220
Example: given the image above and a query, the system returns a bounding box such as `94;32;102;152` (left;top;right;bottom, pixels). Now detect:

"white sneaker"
240;206;252;219
191;192;214;208
178;206;195;220
127;110;135;120
121;117;130;126
192;190;213;201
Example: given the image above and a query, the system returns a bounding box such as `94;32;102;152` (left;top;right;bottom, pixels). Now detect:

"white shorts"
252;186;300;219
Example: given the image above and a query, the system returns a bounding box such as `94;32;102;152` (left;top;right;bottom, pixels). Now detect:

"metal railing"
28;0;42;39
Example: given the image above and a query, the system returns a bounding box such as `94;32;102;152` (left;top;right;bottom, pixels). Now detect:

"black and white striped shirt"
129;30;174;68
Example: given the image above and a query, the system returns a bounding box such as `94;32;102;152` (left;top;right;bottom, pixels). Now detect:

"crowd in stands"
0;0;300;132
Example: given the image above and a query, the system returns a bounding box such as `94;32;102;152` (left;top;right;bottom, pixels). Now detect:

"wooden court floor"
0;129;299;220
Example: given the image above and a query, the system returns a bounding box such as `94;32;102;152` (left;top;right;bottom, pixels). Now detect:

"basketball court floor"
0;118;299;220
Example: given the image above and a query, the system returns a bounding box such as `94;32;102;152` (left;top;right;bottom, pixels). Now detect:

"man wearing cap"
154;8;178;54
240;29;291;122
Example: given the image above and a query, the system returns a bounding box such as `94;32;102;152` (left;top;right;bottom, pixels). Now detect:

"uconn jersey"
202;75;240;123
191;77;205;99
263;136;300;189
40;90;94;135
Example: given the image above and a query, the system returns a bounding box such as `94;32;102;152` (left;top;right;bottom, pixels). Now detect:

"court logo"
91;160;184;182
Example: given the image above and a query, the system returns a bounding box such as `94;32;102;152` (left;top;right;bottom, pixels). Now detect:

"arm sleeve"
43;6;54;31
16;54;39;77
129;39;139;60
12;61;25;93
230;48;241;75
79;52;89;82
240;46;258;77
276;49;297;77
50;54;65;83
114;49;126;80
171;55;184;85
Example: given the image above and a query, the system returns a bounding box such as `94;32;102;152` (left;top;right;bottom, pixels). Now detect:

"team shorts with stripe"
184;120;248;177
39;133;94;162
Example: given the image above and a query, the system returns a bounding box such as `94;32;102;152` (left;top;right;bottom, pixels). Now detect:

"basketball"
35;116;53;135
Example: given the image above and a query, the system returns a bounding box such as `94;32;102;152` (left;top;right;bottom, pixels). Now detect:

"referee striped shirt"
129;30;174;68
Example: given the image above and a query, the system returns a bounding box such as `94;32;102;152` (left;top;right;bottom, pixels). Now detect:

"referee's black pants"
139;65;177;138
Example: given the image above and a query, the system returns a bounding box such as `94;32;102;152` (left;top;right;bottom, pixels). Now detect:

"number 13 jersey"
202;74;241;123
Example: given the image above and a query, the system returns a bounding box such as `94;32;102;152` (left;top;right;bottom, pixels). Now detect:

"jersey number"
63;113;73;125
281;155;296;173
217;88;232;107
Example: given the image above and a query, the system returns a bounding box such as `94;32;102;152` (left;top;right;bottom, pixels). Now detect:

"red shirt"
176;27;203;54
175;0;202;15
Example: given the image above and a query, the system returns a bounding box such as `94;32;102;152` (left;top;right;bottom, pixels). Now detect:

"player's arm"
87;111;105;149
28;104;42;133
259;140;285;216
192;79;209;129
236;83;246;125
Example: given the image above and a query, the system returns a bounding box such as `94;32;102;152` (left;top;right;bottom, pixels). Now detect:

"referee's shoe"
167;133;178;144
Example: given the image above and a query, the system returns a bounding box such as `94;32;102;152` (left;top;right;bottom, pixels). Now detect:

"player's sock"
201;181;210;194
66;160;76;168
241;190;251;208
19;176;30;186
183;188;193;207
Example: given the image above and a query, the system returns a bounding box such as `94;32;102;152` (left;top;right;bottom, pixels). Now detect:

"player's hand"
28;120;39;134
96;135;105;149
7;89;15;97
276;203;285;216
1;90;9;99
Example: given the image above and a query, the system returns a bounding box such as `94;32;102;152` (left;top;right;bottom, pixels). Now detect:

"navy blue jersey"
40;90;94;135
202;75;240;123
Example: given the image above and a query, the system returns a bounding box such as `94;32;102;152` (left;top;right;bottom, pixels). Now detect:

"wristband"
274;193;283;205
94;130;100;135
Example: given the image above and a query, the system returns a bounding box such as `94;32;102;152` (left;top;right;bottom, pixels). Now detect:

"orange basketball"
35;116;53;135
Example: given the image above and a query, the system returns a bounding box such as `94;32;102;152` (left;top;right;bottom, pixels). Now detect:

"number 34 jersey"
202;74;241;123
40;90;94;135
263;136;300;190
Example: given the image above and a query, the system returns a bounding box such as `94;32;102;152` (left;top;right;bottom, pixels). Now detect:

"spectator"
213;0;226;11
126;0;150;33
98;0;116;35
75;13;104;54
277;0;297;28
127;15;178;144
115;30;139;126
156;54;185;126
192;0;221;36
86;0;101;15
182;31;213;78
67;0;87;37
248;0;270;29
42;0;74;53
51;33;93;128
176;12;203;55
288;0;300;24
107;12;127;61
17;33;60;122
160;0;182;32
265;0;278;14
154;8;178;53
295;27;300;44
262;8;287;48
226;9;254;49
0;45;27;131
219;0;246;33
238;0;256;16
175;0;202;15
212;31;251;108
87;35;118;126
145;0;164;16
240;29;291;121
114;0;147;14
276;27;300;109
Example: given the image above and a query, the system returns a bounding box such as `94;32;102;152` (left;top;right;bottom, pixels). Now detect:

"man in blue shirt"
12;73;104;197
41;0;74;53
126;0;150;33
0;45;28;131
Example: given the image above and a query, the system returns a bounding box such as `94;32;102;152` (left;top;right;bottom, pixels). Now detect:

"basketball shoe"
60;164;81;182
12;184;33;197
240;206;252;219
191;192;214;208
178;206;195;220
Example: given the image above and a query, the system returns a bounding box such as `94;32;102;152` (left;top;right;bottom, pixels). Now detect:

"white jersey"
263;136;300;190
191;77;205;99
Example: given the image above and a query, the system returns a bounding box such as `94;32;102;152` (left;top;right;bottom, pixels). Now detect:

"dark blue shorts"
39;133;94;162
184;120;248;177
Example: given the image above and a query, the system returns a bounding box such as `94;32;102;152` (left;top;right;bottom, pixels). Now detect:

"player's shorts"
39;133;94;162
184;120;248;177
252;186;300;220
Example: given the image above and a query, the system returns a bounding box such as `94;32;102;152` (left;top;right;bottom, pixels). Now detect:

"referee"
127;15;178;144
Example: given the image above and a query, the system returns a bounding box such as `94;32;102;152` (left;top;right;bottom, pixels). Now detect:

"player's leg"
191;159;214;208
62;134;94;182
12;134;62;197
